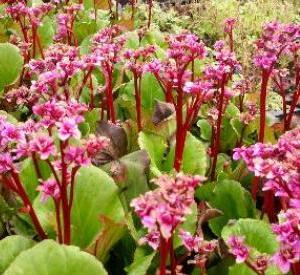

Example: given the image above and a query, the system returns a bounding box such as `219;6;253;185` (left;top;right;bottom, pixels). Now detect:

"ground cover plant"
0;0;299;274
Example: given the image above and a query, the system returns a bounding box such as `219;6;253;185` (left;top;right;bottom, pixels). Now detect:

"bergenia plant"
0;99;108;244
131;173;208;274
1;0;300;273
146;33;210;171
124;44;156;131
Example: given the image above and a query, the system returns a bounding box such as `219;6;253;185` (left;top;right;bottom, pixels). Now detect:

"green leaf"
87;215;127;262
0;236;35;274
163;132;208;176
74;20;97;43
220;118;239;151
195;182;215;202
38;16;54;47
79;122;90;137
208;180;256;236
71;166;124;248
19;159;51;201
32;194;56;238
222;218;278;254
138;132;167;176
197;119;212;141
225;103;240;118
84;108;100;134
141;73;164;111
125;249;155;275
0;43;23;92
230;118;244;139
4;240;107;275
102;150;150;209
124;31;140;49
181;133;207;175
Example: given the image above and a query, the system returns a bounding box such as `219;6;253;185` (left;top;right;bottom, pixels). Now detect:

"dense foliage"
0;0;299;274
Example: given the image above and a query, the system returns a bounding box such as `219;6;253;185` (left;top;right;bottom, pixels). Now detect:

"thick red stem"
60;141;71;245
210;76;226;181
285;88;300;131
77;68;93;99
134;74;142;132
258;70;270;143
174;81;184;172
11;172;47;239
147;0;153;29
169;236;176;275
159;237;170;275
106;67;116;124
258;70;276;220
54;199;63;243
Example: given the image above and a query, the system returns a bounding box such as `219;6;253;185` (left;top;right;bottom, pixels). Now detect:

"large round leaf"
208;180;256;236
0;43;23;92
71;166;124;248
0;236;35;274
162;132;208;175
138;131;167;176
222;218;278;254
4;240;107;275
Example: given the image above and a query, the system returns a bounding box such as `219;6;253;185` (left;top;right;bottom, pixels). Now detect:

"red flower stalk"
146;33;208;171
206;40;241;180
90;26;126;123
131;174;204;274
252;22;299;218
124;45;156;131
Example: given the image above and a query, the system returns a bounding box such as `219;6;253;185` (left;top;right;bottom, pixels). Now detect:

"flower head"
226;235;250;263
38;179;60;202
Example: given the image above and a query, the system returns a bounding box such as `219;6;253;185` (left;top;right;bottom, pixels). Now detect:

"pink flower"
64;146;90;166
226;235;250;263
37;179;60;202
30;135;56;160
179;230;201;252
0;153;13;174
2;123;25;143
56;118;81;141
131;174;203;246
85;135;109;157
271;245;300;274
224;18;237;33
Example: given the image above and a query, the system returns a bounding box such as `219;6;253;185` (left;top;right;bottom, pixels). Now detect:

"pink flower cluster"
26;44;84;99
131;174;204;249
54;4;83;42
124;45;156;77
179;229;217;254
90;26;126;66
254;22;300;70
224;18;237;34
233;128;300;273
166;33;207;68
0;99;109;202
226;235;250;263
204;40;241;82
271;209;300;273
226;235;270;272
233;128;300;208
6;1;53;27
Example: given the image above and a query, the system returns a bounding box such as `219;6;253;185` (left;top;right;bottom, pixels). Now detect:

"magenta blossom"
37;179;60;202
56;118;81;141
131;174;204;248
29;135;56;160
226;235;250;263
